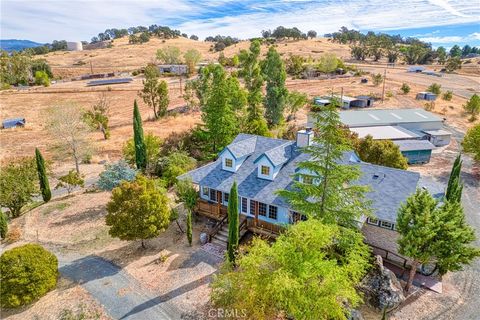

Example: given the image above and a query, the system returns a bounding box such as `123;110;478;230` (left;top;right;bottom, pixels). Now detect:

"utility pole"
381;68;387;103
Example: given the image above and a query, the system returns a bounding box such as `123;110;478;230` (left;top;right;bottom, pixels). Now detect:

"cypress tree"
35;148;51;202
445;154;463;203
186;208;193;246
133;100;147;170
0;212;8;239
227;181;239;264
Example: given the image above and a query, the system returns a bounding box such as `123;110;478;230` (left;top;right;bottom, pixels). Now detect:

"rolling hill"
0;39;43;51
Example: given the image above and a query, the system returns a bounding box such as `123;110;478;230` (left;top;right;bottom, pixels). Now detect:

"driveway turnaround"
60;256;182;320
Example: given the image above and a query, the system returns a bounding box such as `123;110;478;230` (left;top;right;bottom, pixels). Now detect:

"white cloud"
418;36;465;43
471;32;480;40
1;0;479;43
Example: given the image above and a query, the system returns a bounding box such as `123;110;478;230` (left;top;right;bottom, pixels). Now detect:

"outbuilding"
350;95;374;108
2;118;25;129
408;66;425;73
350;125;420;141
416;92;437;101
394;140;435;164
422;129;452;147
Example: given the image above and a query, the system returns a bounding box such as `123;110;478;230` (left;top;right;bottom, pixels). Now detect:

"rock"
359;255;405;310
199;232;208;245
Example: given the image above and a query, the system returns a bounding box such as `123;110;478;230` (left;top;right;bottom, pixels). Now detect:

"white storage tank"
67;41;83;51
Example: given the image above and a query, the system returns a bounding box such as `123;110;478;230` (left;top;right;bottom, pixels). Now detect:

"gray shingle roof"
223;135;257;159
180;134;420;223
394;139;436;152
255;142;293;167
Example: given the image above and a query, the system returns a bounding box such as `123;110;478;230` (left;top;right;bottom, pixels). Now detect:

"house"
393;140;436;164
179;130;420;250
416;92;437;101
158;64;188;75
2;118;25;129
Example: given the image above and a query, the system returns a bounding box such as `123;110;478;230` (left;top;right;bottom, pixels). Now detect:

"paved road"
59;255;182;320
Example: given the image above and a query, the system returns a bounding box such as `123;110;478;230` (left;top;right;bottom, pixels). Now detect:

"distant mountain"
0;39;44;51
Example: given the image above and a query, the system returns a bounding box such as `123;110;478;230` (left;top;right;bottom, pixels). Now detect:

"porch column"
217;190;222;216
254;201;259;226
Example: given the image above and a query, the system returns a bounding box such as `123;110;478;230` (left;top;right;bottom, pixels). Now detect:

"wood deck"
196;199;227;220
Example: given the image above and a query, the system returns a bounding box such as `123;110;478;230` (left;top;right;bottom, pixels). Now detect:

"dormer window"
225;158;233;168
261;165;270;176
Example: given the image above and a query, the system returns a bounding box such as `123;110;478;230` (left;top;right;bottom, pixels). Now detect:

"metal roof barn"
350;126;420;140
337;108;444;130
2;118;25;129
86;78;133;86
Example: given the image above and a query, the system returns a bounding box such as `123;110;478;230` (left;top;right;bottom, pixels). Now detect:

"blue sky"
1;0;479;48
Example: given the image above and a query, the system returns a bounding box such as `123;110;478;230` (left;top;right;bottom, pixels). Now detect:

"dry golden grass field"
0;37;478;165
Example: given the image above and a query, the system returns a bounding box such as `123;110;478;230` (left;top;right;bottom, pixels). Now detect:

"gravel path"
59;255;182;320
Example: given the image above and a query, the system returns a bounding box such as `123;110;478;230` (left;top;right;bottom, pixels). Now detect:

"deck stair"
210;216;248;248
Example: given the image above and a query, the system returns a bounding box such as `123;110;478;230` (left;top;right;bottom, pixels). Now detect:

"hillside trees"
211;220;371;319
278;104;370;227
133;101;147;170
238;40;269;136
35;148;51;202
0;244;58;308
83;92;110;139
263;46;288;127
0;158;38;218
139;65;169;119
307;30;317;39
462;124;480;161
106;175;170;248
48;103;92;174
463;94;480;122
227;182;239;264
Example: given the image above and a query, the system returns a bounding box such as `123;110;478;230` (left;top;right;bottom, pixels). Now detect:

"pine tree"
35;148;51;202
133;100;147;170
396;189;438;292
278;104;370;228
239;40;269;136
263;46;288;127
186;208;193;246
445;154;463;203
227;181;239;264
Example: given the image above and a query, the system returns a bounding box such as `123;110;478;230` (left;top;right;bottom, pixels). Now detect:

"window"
209;189;217;202
290;211;307;223
258;202;267;216
367;217;379;225
224;193;229;203
202;186;209;197
250;200;257;215
261;165;270;176
268;205;278;220
241;197;248;213
380;221;394;230
225;158;233;168
303;175;314;184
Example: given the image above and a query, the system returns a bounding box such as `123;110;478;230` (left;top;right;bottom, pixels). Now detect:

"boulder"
359;255;405;310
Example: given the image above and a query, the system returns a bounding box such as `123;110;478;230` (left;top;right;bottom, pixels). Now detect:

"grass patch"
42;202;71;215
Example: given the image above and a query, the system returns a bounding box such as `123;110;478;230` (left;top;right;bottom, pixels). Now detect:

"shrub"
463;94;480;122
424;102;435;111
98;160;137;191
0;212;8;239
400;83;410;94
55;170;85;194
371;73;383;86
0;244;58;308
156;151;197;186
442;90;453;101
386;90;394;98
123;133;162;172
427;83;441;95
34;71;50;87
5;226;21;243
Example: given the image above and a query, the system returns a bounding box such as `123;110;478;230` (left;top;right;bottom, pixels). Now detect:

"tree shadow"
98;241;163;268
167;247;222;272
59;255;120;285
50;205;105;227
118;274;210;320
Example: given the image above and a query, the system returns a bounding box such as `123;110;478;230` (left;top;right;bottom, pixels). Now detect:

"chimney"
296;128;314;148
